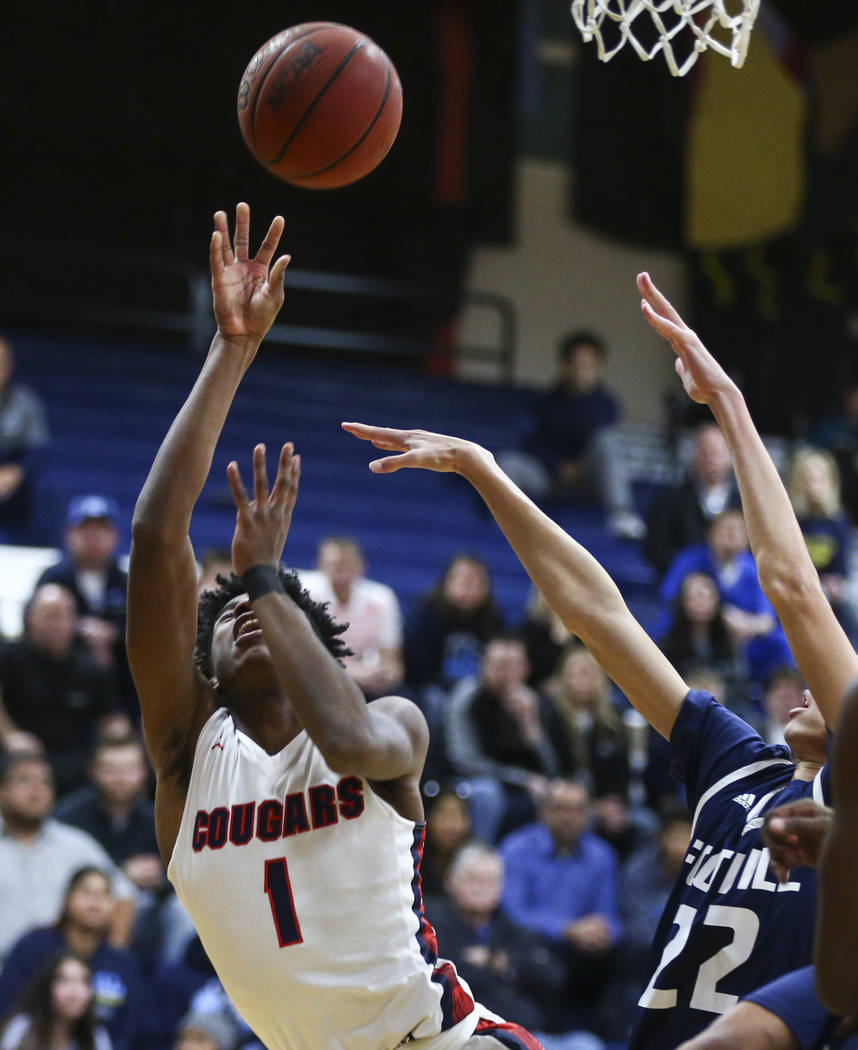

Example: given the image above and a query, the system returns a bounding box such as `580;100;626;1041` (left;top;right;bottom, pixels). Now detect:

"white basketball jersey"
168;709;482;1050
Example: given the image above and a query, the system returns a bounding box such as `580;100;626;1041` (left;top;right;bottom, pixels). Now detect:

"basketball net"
570;0;761;77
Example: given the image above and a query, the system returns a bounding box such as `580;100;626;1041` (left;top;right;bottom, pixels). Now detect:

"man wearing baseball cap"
36;494;134;714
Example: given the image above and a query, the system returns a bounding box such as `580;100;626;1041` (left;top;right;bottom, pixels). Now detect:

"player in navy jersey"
343;273;858;1048
126;204;543;1050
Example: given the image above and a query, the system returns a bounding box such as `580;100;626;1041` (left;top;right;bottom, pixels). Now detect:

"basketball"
237;22;403;190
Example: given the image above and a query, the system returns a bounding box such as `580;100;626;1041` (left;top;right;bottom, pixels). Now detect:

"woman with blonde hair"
787;447;856;641
548;643;629;799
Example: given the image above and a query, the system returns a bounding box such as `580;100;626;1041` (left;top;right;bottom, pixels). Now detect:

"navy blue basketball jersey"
628;690;830;1050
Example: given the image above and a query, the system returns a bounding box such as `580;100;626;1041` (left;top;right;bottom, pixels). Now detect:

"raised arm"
342;424;688;739
638;272;858;730
815;676;858;1014
127;204;290;777
226;448;429;785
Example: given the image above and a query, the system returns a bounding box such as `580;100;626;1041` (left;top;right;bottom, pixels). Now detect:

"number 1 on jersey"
264;857;303;947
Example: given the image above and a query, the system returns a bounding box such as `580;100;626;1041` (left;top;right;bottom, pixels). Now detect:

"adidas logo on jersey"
733;793;756;811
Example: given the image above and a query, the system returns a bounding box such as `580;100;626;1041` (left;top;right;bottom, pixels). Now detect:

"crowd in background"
1;327;857;1050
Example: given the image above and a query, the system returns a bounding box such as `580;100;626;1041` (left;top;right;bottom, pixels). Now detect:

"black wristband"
241;564;285;601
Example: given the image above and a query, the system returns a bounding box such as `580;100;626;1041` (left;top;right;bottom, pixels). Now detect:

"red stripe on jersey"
474;1017;545;1050
435;961;475;1024
410;827;439;958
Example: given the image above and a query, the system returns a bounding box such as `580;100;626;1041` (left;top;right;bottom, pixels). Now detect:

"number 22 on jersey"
640;904;760;1014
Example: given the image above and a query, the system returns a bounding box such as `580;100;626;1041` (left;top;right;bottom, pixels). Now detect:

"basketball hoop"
571;0;761;77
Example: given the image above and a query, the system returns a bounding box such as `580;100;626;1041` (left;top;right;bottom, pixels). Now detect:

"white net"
570;0;761;77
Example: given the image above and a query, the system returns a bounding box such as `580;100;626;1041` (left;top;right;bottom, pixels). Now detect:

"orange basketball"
237;22;403;190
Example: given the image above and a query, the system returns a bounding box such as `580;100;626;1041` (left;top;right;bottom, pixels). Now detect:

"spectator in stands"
420;788;473;897
196;549;232;595
498;331;621;506
644;423;738;576
53;736;176;972
548;644;630;800
787;447;856;642
589;793;657;865
0;752;136;962
760;666;807;748
0;868;142;1050
427;843;601;1050
135;937;217;1050
499;779;621;1024
603;804;692;1041
37;495;135;714
299;536;404;698
446;635;563;842
0;336;51;545
810;376;858;521
657;571;748;703
517;586;574;690
0;584;125;794
403;553;504;694
0;952;111;1050
659;508;793;687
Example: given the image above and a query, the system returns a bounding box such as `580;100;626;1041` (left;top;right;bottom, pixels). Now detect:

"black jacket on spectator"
547;706;631;800
37;557;135;713
643;477;739;576
404;599;504;691
0;638;117;794
425;895;564;1034
54;788;158;864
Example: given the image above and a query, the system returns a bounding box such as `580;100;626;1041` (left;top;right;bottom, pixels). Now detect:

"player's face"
209;594;280;697
783;690;827;764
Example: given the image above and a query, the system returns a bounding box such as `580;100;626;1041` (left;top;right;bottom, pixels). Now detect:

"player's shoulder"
367;694;429;742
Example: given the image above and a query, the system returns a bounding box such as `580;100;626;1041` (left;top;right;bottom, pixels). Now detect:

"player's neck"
791;759;822;782
232;698;303;756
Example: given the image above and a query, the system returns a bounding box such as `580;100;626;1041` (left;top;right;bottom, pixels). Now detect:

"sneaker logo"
733;792;756;811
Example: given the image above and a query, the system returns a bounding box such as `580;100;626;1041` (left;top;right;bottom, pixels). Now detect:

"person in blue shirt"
343;272;858;1049
0;867;142;1050
659;508;794;686
499;779;620;952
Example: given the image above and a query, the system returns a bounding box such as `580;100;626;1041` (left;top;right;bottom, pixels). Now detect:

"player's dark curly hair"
194;569;351;679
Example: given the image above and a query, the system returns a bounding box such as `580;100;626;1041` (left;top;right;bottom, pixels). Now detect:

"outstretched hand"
341;422;491;475
762;798;832;883
226;443;301;575
211;203;291;345
637;272;737;407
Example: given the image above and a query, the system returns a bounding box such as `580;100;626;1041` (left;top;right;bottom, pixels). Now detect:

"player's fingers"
342;422;409;449
257;215;286;268
226;461;249;508
210;232;225;278
641;300;685;344
270;443;294;502
637;272;685;327
268;253;291;292
234;202;251;262
252;443;269;504
214;210;235;265
369;450;430;473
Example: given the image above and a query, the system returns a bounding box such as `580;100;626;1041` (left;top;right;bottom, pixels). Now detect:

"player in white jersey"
126;204;544;1050
342;272;858;1047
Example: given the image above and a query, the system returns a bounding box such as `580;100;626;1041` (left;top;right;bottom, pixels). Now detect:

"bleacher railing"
5;253;517;381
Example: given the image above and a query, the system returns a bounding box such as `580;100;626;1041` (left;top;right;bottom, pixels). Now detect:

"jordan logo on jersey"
191;776;365;852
